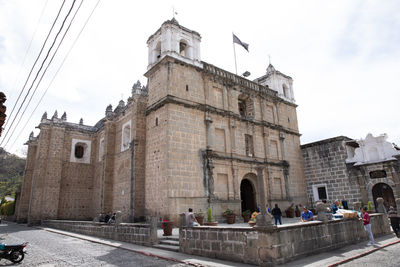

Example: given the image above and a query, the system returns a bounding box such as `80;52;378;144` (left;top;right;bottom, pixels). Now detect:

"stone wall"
15;142;37;223
42;220;157;246
180;214;391;266
301;136;361;206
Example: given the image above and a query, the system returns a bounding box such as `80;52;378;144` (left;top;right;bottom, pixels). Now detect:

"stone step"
159;235;179;241
159;239;179;246
153;243;180;252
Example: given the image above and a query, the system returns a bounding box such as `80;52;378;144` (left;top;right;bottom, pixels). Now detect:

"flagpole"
233;38;238;75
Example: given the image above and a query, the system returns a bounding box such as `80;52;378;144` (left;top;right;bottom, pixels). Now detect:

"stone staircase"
154;235;180;252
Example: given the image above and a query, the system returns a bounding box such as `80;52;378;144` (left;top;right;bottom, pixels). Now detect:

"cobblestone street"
0;222;187;267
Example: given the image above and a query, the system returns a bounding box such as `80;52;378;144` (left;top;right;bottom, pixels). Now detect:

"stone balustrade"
180;213;391;266
42;219;157;246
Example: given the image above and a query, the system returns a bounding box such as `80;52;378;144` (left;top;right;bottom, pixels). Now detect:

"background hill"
0;147;26;199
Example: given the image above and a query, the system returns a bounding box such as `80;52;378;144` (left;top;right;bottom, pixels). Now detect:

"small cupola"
255;63;295;103
146;18;202;70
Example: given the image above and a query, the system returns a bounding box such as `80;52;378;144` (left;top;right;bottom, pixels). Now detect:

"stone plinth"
316;202;328;223
353;201;361;212
376;197;386;213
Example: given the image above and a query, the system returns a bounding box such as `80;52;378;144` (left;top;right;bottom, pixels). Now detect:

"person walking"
271;204;282;225
360;206;374;245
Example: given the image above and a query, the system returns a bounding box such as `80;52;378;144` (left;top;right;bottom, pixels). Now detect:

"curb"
327;239;400;267
41;227;208;267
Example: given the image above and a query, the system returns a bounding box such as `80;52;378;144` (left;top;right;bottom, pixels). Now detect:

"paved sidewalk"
41;227;253;267
281;234;400;267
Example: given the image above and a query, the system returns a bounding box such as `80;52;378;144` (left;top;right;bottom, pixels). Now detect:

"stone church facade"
16;19;308;224
302;134;400;210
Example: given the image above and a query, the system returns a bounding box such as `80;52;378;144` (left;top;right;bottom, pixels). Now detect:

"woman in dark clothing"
388;206;400;238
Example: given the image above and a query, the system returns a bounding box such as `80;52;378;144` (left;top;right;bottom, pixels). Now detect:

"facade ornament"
105;104;113;118
41;111;47;120
132;80;142;96
29;131;34;140
79;118;83;125
203;148;215;199
61;112;67;121
52;110;58;120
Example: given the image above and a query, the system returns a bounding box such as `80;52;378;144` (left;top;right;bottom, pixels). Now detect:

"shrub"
242;209;251;216
0;200;14;216
195;209;204;217
223;209;235;216
206;207;213;222
367;201;373;212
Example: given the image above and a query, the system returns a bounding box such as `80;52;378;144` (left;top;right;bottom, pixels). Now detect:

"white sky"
0;0;399;156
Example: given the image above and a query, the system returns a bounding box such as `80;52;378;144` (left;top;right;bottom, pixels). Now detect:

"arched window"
74;143;86;159
179;40;187;56
282;84;290;98
70;139;91;164
155;41;161;60
238;94;254;119
121;121;131;152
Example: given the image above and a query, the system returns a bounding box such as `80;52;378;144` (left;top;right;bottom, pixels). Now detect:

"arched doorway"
372;183;396;210
240;179;256;212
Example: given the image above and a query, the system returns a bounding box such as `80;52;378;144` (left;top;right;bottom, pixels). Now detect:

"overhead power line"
8;0;101;151
2;0;66;132
0;0;77;148
7;0;49;103
5;0;84;149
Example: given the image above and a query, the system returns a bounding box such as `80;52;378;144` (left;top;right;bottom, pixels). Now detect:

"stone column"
255;167;275;229
205;114;213;149
396;198;400;215
115;211;123;225
279;133;286;159
230;120;236;153
149;216;158;245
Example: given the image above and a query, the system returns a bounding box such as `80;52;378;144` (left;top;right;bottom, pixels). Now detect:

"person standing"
388;206;400;238
271;204;282;225
360;206;374;245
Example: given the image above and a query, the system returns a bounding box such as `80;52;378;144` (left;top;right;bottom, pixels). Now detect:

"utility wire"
7;0;49;102
2;0;66;132
8;0;101;151
0;0;76;147
5;0;84;149
0;0;76;149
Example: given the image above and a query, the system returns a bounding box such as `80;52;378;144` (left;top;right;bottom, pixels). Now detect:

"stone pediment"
346;133;400;165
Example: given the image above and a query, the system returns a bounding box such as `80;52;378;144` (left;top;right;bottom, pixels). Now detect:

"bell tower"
255;64;295;103
146;18;202;70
